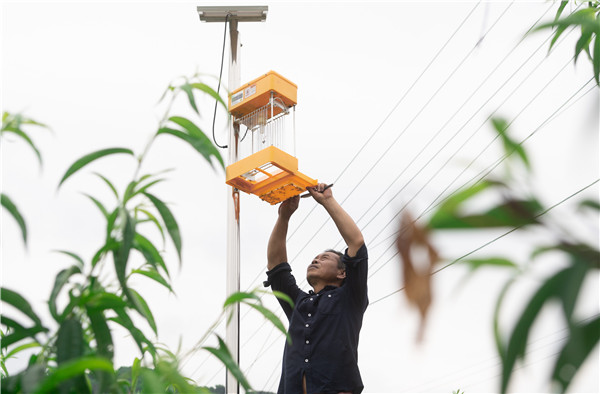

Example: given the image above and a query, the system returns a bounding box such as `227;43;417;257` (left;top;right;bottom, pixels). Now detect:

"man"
264;183;368;394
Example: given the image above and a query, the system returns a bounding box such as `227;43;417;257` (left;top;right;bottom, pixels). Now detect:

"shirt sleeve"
264;262;302;320
342;243;368;310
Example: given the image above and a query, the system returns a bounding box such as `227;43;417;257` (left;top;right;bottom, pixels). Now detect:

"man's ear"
337;270;346;280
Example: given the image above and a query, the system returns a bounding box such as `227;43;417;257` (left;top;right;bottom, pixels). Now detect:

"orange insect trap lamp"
225;71;317;204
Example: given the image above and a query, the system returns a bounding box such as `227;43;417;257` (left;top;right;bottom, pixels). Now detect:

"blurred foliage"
0;112;51;246
420;113;599;393
533;0;600;84
401;4;600;391
1;75;287;393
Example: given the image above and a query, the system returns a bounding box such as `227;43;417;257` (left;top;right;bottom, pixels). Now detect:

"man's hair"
325;249;345;270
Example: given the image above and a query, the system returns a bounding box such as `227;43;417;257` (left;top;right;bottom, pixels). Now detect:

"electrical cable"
367;78;596;279
368;54;575;252
211;13;230;149
330;3;557;253
285;1;515;275
369;177;600;306
370;76;595;255
284;1;484;243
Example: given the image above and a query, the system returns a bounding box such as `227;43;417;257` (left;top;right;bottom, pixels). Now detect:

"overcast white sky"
2;1;599;393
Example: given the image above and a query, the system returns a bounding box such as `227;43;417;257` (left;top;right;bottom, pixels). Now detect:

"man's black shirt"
265;244;368;394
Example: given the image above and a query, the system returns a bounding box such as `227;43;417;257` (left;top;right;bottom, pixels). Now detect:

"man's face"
306;251;345;286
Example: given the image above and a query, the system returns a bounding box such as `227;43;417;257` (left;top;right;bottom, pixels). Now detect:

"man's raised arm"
307;183;364;257
267;195;300;270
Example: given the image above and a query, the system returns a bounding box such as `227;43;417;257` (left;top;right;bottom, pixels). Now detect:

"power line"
370;77;595;259
284;0;484;243
286;1;514;272
331;4;557;253
364;60;589;279
369;177;600;306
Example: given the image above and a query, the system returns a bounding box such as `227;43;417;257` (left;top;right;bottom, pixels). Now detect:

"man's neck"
311;281;340;294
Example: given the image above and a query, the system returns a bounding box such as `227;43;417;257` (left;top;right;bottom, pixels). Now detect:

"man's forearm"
267;216;290;270
322;198;364;257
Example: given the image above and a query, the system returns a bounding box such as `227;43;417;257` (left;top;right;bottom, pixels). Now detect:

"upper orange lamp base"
228;71;297;118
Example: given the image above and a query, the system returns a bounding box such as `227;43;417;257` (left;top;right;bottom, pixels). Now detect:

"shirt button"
310;298;313;301
328;294;332;298
308;313;312;317
305;324;309;328
305;359;309;363
306;340;310;344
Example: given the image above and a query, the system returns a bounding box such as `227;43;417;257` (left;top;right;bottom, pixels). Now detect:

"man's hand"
279;195;300;220
306;183;333;206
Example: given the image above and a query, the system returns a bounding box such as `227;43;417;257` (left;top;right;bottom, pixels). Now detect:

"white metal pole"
226;18;241;394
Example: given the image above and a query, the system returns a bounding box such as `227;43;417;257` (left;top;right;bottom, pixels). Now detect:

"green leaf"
35;357;113;393
86;292;128;311
5;341;41;360
137;208;166;244
131;357;141;391
58;147;134;188
1;193;27;245
491;117;530;170
49;265;82;322
93;172;120;200
127;178;165;203
223;291;261;308
139;367;166;393
554;1;569;22
203;335;252;391
143;192;182;263
112;208;135;305
574;28;594;64
130;268;173;293
551;316;600;393
427;181;497;229
461;257;519;271
56;318;89;393
91;239;119;268
133;233;169;276
56;318;85;364
594;33;600;85
83;193;109;218
86;307;115;393
2;315;27;331
190;82;227;109
272;290;295;309
430;198;543;229
500;262;588;393
549;24;569;52
1;287;42;326
109;308;156;357
244;302;291;345
532;242;600;269
1;126;43;166
180;82;199;114
53;250;85;268
129;288;157;335
157;126;224;170
578;198;600;211
1;324;48;349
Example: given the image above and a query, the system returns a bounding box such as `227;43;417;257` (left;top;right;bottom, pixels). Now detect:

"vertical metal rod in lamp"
197;6;268;394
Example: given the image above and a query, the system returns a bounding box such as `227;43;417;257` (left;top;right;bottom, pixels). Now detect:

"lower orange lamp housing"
226;146;317;205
